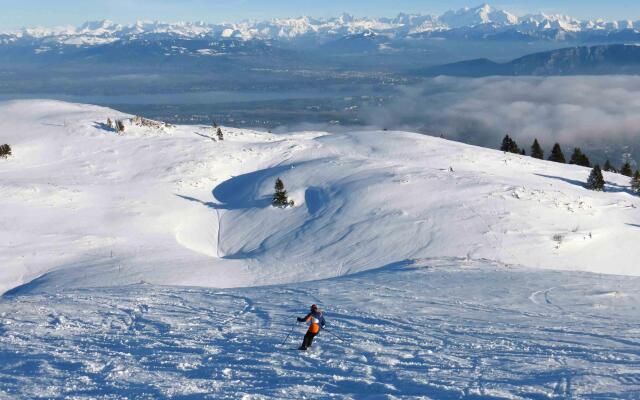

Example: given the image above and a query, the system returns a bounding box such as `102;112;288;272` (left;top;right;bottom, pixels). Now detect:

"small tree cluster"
272;178;294;208
500;135;521;154
569;147;591;167
216;127;224;141
0;144;11;158
548;143;566;163
586;165;605;191
631;170;640;195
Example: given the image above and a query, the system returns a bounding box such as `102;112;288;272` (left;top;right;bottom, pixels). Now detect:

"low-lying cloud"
362;76;640;160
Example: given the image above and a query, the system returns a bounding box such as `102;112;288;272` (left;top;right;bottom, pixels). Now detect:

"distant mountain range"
3;4;640;96
423;44;640;76
4;3;640;53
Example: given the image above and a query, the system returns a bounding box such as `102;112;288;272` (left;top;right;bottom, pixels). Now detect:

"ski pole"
279;323;296;347
323;328;347;343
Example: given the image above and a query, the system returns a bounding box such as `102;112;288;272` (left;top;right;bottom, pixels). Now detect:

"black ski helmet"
310;304;318;311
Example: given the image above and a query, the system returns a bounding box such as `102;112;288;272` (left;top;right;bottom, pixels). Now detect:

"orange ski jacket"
298;310;325;334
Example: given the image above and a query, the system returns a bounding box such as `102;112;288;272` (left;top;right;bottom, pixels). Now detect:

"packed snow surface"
2;260;640;398
1;100;640;397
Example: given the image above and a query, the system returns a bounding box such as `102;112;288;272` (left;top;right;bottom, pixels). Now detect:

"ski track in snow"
2;260;640;399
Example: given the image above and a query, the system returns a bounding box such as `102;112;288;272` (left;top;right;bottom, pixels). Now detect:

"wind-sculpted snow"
1;259;640;398
1;100;640;295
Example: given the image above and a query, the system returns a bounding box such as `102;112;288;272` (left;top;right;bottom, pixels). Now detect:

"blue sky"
1;1;639;29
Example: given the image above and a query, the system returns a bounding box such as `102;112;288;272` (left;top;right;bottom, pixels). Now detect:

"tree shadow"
193;131;216;141
92;121;115;132
535;173;634;195
535;173;586;188
602;181;633;195
175;194;220;209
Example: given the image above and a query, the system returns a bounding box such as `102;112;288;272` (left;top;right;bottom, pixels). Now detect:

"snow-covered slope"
2;260;640;398
1;100;639;296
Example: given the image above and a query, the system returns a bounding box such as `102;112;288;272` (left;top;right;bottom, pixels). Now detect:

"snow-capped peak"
5;4;640;45
440;3;518;28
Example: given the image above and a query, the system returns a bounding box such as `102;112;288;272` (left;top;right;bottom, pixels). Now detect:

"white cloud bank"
364;76;640;155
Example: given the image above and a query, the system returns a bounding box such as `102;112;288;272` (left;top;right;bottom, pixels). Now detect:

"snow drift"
1;100;639;295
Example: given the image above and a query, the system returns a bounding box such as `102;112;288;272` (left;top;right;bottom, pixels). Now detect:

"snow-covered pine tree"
603;160;617;173
586;165;605;191
620;162;633;177
631;170;640;194
500;135;520;154
216;127;224;141
548;143;566;163
0;144;11;158
272;178;294;208
569;148;591;167
115;120;125;134
531;139;544;159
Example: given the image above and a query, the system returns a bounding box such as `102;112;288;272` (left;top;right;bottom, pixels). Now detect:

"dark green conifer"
631;170;640;195
272;178;294;208
530;139;544;159
0;144;11;158
569;148;591;167
500;135;520;154
548;143;566;163
586;165;605;191
603;160;617;173
621;162;633;177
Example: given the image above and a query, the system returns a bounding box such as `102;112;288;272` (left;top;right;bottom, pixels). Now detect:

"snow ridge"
4;4;640;45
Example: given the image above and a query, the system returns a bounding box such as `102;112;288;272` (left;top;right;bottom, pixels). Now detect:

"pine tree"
603;159;617;173
548;143;566;163
531;139;544;159
0;144;11;158
500;135;520;154
631;170;640;195
520;148;526;156
272;178;294;208
586;165;605;191
569;148;591;167
115;120;125;134
631;170;640;194
620;162;633;177
216;127;224;141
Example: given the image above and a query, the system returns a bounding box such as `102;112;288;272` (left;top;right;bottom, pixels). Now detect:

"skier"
297;304;326;351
